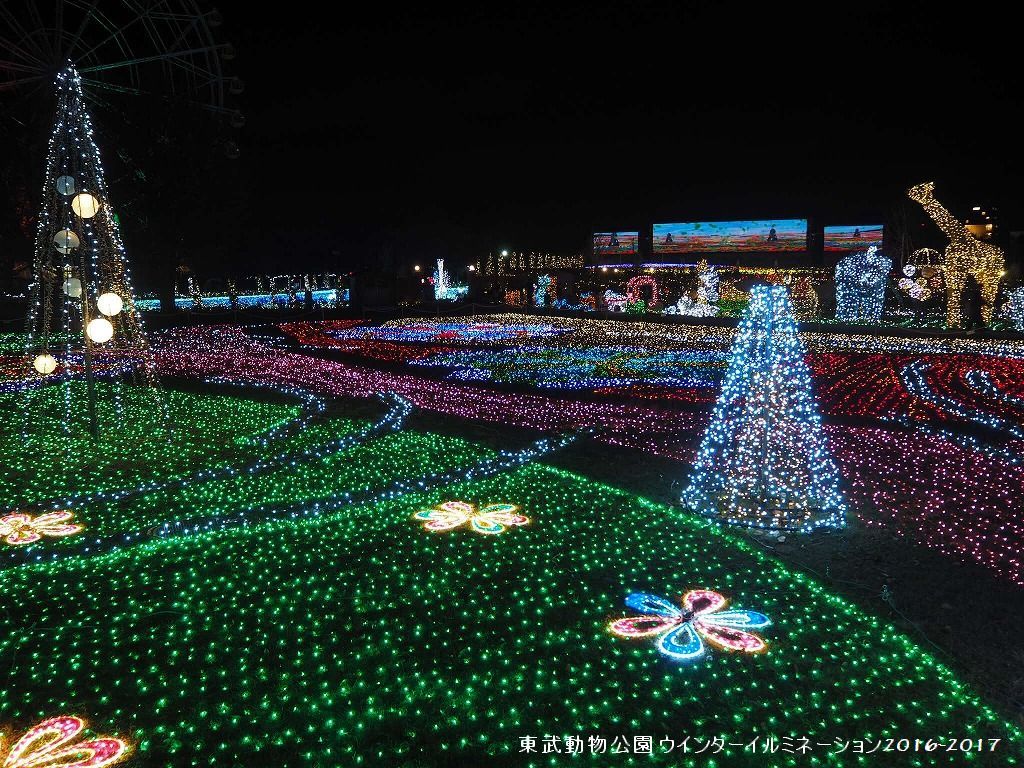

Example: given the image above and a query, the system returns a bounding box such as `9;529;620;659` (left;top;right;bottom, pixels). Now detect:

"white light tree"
25;65;159;439
682;285;846;532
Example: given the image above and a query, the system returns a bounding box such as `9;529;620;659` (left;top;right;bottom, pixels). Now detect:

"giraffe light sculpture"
907;182;1004;328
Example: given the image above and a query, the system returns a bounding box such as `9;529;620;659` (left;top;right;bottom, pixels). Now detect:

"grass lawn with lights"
5;382;303;505
0;382;1021;767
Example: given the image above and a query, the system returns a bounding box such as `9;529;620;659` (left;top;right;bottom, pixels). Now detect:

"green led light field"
1;384;494;545
1;445;1017;766
1;383;303;506
59;429;495;542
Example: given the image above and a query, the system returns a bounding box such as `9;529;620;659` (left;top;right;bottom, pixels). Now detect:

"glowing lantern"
96;292;123;316
53;229;80;253
56;175;76;195
72;192;100;218
63;277;82;297
33;353;57;374
86;317;113;343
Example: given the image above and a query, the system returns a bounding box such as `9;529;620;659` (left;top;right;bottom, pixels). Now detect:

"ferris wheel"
0;0;239;117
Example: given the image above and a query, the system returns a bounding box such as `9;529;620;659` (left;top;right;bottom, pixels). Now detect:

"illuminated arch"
626;275;660;308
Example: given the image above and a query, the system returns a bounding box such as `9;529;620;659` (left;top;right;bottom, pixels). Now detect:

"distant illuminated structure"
430;259;468;302
534;274;556;307
907;182;1005;328
834;246;890;323
1003;288;1024;332
965;204;998;241
696;260;719;306
433;259;450;301
626;275;659;309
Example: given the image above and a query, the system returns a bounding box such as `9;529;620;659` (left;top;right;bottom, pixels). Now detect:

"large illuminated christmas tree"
682;285;846;532
24;65;158;438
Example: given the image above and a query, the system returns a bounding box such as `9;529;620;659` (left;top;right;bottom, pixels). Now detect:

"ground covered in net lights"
2;382;302;507
159;318;1024;587
0;380;1021;767
3;314;1024;766
148;318;1024;715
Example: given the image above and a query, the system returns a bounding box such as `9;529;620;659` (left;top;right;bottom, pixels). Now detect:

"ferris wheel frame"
0;0;235;114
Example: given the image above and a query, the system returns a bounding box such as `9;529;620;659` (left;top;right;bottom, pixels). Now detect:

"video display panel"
824;224;883;252
593;231;639;256
652;219;807;253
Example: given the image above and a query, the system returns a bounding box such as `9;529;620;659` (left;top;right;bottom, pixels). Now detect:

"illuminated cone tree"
682;285;846;532
25;65;158;439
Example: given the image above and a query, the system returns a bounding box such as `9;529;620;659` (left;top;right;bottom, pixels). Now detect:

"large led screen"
652;219;807;253
824;224;883;252
593;231;639;256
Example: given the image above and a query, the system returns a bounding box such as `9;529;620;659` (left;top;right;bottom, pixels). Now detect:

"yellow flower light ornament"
0;510;83;545
414;501;528;534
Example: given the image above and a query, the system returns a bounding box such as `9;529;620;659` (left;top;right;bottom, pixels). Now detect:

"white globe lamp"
53;229;80;254
33;353;57;375
72;193;100;219
63;277;83;298
96;292;123;317
86;317;114;344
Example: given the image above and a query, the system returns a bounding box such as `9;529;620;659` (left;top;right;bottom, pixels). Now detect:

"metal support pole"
79;292;99;441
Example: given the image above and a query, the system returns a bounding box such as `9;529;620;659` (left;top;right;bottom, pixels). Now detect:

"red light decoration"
0;715;129;767
625;275;660;308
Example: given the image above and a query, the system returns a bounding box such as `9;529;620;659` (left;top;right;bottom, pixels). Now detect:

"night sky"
5;2;1024;281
